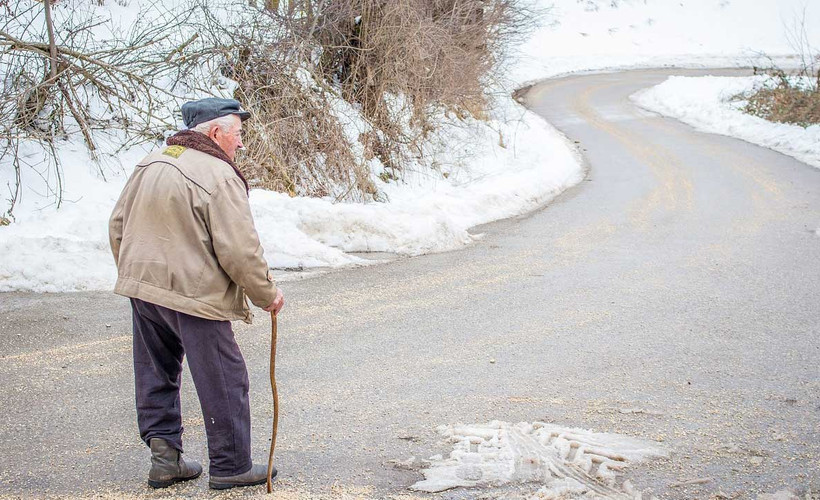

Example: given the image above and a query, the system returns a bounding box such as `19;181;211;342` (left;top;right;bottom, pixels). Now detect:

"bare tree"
0;0;202;217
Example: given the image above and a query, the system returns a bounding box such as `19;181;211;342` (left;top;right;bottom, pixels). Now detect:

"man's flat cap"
182;98;251;129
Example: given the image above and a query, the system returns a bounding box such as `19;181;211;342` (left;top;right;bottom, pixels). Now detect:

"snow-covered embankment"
632;76;820;170
0;97;583;292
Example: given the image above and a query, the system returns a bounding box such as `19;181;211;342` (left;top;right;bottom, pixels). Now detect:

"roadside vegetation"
0;0;537;220
740;15;820;128
742;64;820;128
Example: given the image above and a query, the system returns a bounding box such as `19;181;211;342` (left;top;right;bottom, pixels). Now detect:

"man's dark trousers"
130;298;252;476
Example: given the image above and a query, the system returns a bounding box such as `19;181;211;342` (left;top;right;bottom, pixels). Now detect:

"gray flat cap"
182;97;251;129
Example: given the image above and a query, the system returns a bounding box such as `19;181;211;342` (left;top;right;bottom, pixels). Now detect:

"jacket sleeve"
108;192;126;267
207;177;278;308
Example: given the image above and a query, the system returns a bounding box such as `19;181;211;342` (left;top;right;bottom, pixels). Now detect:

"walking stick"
266;311;279;494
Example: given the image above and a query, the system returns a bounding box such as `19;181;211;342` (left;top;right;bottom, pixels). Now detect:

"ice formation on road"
411;421;667;499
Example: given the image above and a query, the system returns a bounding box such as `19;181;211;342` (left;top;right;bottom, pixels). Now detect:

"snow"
253;103;583;265
0;97;582;292
409;421;667;498
514;0;820;85
2;0;820;292
631;75;820;169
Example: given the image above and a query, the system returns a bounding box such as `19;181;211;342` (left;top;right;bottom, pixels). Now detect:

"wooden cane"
266;312;279;494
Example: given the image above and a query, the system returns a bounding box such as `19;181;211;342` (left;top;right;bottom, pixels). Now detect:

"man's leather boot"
209;463;277;490
147;438;203;488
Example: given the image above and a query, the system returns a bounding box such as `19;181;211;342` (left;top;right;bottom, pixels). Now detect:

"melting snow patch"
410;421;667;499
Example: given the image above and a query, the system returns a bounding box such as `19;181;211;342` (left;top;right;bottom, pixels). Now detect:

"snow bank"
410;420;667;497
632;75;820;169
0;96;582;292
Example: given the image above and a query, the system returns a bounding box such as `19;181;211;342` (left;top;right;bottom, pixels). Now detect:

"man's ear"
208;125;219;141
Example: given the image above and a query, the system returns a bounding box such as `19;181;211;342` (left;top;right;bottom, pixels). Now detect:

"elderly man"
109;97;284;490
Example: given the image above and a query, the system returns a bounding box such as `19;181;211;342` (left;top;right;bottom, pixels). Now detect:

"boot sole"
147;470;202;489
209;470;277;490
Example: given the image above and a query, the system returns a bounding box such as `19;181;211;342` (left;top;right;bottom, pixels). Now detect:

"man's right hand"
264;288;284;316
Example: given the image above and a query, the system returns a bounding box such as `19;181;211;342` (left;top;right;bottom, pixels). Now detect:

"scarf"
166;130;250;194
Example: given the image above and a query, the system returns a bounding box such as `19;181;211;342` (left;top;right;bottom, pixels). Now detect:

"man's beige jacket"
109;145;276;324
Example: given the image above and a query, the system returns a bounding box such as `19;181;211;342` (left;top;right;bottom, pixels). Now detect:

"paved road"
1;69;819;499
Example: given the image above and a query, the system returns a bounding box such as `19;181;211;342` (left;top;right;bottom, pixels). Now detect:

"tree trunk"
44;0;58;82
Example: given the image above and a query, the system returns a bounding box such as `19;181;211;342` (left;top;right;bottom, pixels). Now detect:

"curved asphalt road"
1;69;819;499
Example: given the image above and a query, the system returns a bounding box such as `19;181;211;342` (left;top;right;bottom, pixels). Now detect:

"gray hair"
190;114;238;134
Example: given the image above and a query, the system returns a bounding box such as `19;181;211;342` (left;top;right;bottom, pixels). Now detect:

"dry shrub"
312;0;533;172
236;71;378;200
226;53;378;200
742;11;820;128
742;69;820;128
199;4;379;201
206;0;536;200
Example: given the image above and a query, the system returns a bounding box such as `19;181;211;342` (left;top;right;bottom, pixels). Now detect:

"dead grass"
313;0;533;177
231;55;378;201
200;0;536;201
742;71;820;128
